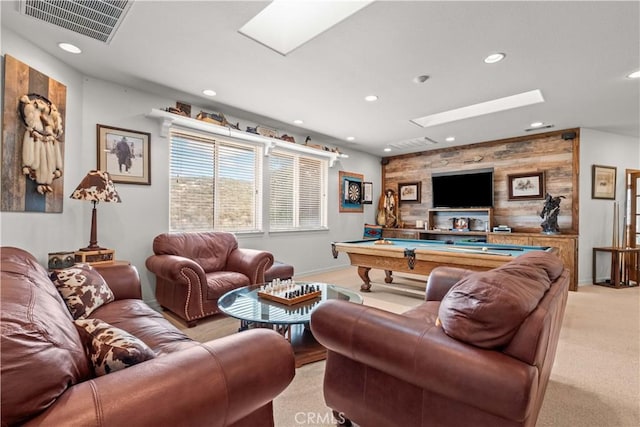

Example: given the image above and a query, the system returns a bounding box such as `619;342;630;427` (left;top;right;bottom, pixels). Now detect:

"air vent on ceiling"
388;136;438;150
20;0;132;44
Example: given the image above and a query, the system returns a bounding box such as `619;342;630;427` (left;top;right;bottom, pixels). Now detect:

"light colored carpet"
166;267;640;427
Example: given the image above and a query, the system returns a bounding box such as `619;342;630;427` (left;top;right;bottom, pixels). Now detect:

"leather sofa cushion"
50;264;114;319
438;251;558;349
75;318;156;376
1;248;91;426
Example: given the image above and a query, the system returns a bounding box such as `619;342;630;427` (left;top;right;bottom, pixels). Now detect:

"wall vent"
20;0;132;44
388;136;437;150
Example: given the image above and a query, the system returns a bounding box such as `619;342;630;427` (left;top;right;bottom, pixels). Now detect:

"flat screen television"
432;168;494;208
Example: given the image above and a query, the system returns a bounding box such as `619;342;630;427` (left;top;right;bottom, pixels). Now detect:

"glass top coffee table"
218;282;363;367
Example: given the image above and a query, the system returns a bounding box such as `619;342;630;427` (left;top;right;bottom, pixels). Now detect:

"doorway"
625;169;640;282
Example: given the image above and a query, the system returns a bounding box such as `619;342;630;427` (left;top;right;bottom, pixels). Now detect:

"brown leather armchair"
146;232;274;326
311;251;569;427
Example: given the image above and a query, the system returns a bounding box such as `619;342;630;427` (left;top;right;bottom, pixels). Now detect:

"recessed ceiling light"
383;148;391;152
628;70;640;79
202;89;217;96
530;121;544;128
411;89;544;128
364;95;378;102
484;52;505;64
346;136;355;141
445;136;456;142
293;119;304;125
58;42;81;54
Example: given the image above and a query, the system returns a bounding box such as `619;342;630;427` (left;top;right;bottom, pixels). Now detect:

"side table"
592;247;640;288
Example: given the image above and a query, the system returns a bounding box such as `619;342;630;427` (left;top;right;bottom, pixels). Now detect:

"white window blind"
269;150;327;230
169;129;262;232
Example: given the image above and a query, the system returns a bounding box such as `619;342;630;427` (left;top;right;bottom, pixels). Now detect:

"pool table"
331;238;557;292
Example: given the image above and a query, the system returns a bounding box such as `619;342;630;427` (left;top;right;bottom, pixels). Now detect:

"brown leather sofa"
1;247;294;426
311;251;569;427
146;231;274;326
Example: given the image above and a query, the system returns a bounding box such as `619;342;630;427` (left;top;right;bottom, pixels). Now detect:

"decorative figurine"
377;189;398;228
540;193;565;234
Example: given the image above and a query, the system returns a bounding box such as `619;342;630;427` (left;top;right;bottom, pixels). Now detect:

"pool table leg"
357;266;372;291
384;270;393;283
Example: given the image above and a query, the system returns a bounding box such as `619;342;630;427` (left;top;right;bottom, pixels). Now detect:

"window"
169;129;262;232
269;149;327;231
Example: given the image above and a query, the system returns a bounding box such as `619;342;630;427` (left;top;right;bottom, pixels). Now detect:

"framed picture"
398;182;421;204
97;124;151;185
591;165;616;200
339;171;363;212
362;182;373;204
508;172;545;200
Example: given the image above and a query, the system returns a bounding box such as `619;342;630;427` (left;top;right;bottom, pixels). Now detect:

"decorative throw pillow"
50;264;114;319
75;318;156;376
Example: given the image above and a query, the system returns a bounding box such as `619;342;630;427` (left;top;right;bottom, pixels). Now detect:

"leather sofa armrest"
311;300;537;421
425;266;474;301
24;329;295;427
145;254;206;283
226;249;274;284
94;263;142;300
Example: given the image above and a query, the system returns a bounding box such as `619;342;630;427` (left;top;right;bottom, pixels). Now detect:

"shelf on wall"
147;108;339;166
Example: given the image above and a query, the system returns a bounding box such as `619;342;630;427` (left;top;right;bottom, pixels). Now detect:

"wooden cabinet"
488;233;578;291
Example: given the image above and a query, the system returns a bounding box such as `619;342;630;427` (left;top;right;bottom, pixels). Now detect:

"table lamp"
70;170;121;251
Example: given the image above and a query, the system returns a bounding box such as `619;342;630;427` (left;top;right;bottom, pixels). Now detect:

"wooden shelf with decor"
488;232;578;291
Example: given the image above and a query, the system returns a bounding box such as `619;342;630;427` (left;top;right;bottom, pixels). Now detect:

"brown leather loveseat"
146;231;274;326
1;247;294;426
311;251;569;427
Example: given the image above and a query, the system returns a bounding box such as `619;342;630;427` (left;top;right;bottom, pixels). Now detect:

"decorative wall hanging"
97;124;151;185
508;172;545;200
339;171;363;213
591;165;616;200
1;55;67;212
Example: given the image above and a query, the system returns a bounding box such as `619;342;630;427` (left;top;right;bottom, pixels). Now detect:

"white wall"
579;128;640;284
1;28;382;305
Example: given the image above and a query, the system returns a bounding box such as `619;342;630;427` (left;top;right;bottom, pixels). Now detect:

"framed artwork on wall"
398;182;421;204
339;171;363;212
97;124;151;185
591;165;616;200
508;172;545;200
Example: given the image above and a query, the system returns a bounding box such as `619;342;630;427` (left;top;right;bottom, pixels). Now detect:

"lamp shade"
70;170;121;203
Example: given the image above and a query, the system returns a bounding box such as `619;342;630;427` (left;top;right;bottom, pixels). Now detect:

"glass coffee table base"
239;320;325;368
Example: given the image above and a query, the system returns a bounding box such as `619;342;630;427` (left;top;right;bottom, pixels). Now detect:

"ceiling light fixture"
628;70;640;79
484;52;505;64
445;136;456;142
239;0;373;56
364;95;378;102
202;89;217;96
530;121;544;128
58;42;81;54
346;136;355;141
383;148;391;152
293;119;304;125
410;89;544;128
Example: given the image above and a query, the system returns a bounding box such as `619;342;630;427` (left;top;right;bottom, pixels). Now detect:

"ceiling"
2;1;639;156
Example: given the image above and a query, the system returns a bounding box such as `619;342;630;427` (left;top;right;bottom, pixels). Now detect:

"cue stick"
418;245;512;256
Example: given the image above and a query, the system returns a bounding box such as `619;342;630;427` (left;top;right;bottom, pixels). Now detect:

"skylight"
239;0;373;56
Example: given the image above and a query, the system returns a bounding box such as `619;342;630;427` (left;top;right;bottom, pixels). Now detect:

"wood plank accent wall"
382;129;580;233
